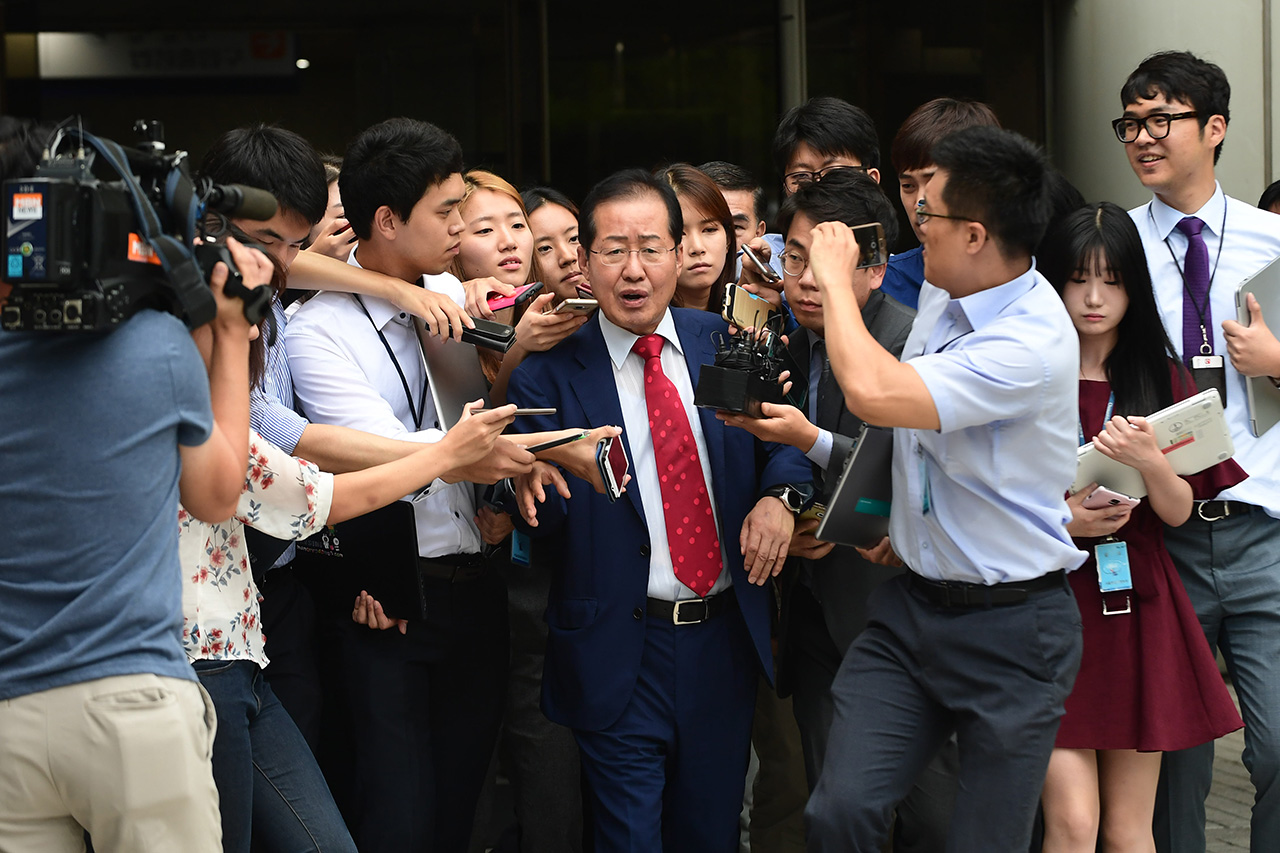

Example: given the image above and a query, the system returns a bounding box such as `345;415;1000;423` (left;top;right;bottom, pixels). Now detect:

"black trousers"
336;572;509;853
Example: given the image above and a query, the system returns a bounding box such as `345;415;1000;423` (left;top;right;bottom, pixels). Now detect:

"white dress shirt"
1131;184;1280;515
889;269;1087;584
598;310;730;601
285;253;482;557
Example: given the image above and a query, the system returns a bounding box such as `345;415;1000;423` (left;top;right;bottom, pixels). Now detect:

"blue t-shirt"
0;310;213;701
882;246;924;310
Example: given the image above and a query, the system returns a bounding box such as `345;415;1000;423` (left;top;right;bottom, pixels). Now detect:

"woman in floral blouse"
181;292;520;853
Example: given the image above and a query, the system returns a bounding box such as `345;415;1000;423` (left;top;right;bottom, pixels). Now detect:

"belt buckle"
1196;501;1227;522
672;598;707;625
1102;594;1132;616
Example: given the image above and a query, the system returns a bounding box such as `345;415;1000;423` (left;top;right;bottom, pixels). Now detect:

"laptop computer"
417;322;491;432
1072;388;1235;498
1236;256;1280;436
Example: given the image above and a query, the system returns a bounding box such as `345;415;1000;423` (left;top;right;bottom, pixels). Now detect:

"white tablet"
1072;388;1234;498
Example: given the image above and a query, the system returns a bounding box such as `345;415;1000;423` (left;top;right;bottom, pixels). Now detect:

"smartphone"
552;298;598;315
741;244;782;283
595;436;629;503
523;430;587;454
471;407;557;416
721;284;775;331
851;222;887;268
798;502;827;524
575;285;593;299
487;281;544;311
1082;486;1140;511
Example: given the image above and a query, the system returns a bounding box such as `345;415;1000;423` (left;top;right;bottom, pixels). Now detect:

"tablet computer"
1236;257;1280;435
815;425;894;549
1072;388;1235;497
417;322;490;432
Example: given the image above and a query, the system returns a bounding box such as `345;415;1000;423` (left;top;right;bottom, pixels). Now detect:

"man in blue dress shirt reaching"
803;126;1087;851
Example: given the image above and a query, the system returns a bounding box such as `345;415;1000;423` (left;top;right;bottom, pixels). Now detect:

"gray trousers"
1155;508;1280;853
805;573;1082;852
788;581;959;853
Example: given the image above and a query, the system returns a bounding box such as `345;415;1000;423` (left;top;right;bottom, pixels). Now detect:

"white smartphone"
1082;486;1140;511
552;298;598;315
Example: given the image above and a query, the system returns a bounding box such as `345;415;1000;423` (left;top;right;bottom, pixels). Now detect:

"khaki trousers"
0;672;221;853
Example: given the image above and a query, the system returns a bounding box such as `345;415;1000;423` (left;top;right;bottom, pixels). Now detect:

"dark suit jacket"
506;308;812;732
778;290;916;691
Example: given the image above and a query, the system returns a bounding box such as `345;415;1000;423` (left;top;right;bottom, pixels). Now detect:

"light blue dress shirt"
888;267;1087;584
1131;184;1280;515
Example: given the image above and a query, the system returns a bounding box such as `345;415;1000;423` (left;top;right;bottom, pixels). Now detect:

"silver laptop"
417;322;490;432
1072;388;1234;498
815;425;894;549
1236;257;1280;436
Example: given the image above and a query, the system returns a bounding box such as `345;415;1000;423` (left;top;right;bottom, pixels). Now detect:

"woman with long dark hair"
1036;202;1244;852
654;163;737;313
524;186;588;302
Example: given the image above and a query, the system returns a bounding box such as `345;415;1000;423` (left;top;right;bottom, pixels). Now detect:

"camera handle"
192;242;272;325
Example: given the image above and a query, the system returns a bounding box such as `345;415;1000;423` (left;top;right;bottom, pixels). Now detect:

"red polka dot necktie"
632;333;722;597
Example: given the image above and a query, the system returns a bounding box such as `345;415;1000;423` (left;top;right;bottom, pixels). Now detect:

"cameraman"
0;127;273;852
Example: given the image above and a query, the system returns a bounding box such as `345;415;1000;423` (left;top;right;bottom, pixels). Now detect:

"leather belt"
909;570;1066;608
417;553;488;583
647;590;734;625
1193;500;1255;522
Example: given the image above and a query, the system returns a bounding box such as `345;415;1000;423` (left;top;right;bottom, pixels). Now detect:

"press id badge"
1191;354;1227;407
511;529;532;567
1095;539;1133;593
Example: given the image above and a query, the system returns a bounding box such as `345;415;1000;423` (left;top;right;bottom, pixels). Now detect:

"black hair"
890;98;1000;175
1036;170;1088;256
339;118;464;241
1121;51;1230;164
697;160;764;224
199;124;327;226
930;126;1051;259
578;168;682;253
1038;202;1189;415
0;116;51;184
1259;179;1280;212
776;169;898;247
522;185;579;217
772;97;880;177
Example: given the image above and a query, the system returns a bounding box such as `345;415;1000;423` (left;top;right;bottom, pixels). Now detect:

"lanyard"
352;294;428;431
1152;202;1228;355
1078;390;1114;447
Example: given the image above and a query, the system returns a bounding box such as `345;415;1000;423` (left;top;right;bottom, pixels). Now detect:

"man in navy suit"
505;169;812;852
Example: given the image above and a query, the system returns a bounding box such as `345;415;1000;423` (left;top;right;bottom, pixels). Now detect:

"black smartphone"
472;407;557;416
740;244;782;283
595;436;629;503
445;317;517;352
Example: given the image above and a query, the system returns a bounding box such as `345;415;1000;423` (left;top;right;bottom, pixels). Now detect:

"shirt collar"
948;262;1039;331
347;248;414;329
599;307;683;370
1149;181;1226;241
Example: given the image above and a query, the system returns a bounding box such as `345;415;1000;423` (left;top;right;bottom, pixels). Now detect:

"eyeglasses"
1111;112;1199;143
783;164;867;193
914;200;980;227
779;251;808;278
588;245;677;266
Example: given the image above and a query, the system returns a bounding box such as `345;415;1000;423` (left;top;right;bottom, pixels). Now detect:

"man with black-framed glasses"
1117;50;1280;853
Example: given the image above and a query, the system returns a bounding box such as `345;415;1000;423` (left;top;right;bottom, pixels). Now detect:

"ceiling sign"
36;31;295;79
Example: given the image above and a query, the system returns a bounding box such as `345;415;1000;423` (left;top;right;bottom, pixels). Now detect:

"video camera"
2;119;278;333
694;286;794;418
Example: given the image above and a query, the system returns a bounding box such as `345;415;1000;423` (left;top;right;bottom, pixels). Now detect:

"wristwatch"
762;484;806;514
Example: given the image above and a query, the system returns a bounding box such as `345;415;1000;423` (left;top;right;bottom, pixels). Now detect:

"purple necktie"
1176;216;1212;368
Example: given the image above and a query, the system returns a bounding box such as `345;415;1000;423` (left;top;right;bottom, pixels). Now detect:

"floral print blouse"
177;430;334;666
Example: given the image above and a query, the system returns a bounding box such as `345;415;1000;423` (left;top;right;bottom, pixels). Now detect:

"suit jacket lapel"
571;317;647;525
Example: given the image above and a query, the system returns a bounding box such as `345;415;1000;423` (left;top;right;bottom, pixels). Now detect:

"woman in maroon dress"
1036;202;1244;852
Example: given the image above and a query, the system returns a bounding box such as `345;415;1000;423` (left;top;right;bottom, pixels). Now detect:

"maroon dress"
1055;378;1245;751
